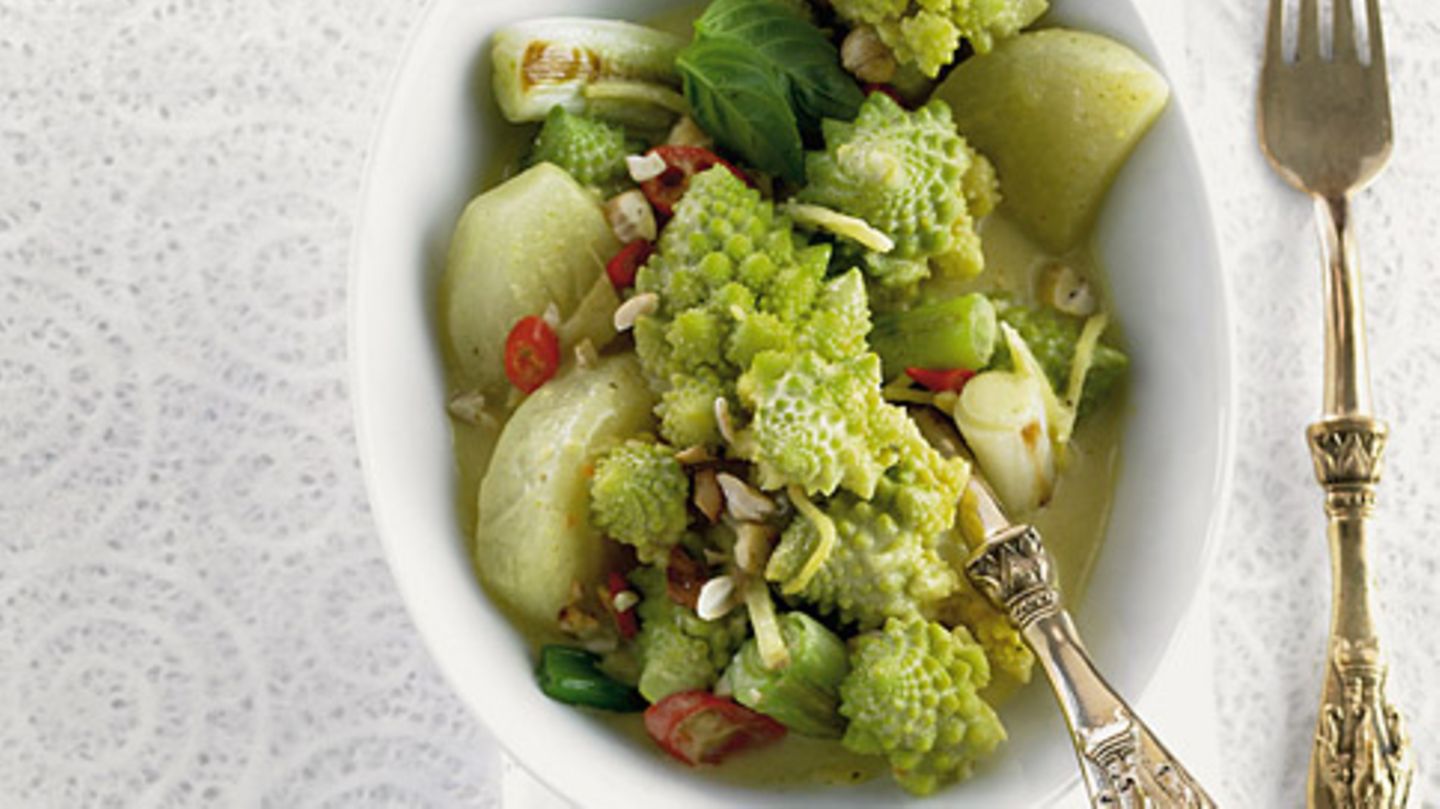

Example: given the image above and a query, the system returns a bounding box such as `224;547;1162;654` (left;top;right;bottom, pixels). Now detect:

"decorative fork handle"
1305;195;1414;809
967;527;1216;808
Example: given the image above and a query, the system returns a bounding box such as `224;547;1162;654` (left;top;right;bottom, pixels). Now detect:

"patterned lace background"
1;1;1436;806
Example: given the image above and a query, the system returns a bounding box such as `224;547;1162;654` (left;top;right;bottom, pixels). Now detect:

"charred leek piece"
952;368;1055;515
492;18;686;129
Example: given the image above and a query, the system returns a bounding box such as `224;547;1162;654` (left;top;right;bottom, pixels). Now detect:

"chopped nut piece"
714;397;737;444
717;472;776;521
626;152;667;182
841;26;897;84
696;574;742;621
574;337;600;369
667;115;713;149
612;292;659;332
447;390;496;427
693;468;723;523
673;445;714;465
612;590;639;613
605;189;658;243
1038;262;1098;317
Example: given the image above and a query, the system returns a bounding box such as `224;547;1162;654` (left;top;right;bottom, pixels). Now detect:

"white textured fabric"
1;1;1436;807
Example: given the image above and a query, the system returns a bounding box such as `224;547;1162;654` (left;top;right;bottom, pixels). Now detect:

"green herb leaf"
677;38;806;182
694;0;863;130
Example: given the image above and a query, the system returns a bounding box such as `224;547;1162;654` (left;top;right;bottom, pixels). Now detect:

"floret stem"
781;485;838;595
870;293;998;378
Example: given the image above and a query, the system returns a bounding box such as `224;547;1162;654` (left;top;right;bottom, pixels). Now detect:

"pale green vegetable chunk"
491;18;685;129
441;163;619;399
475;355;655;632
937;29;1169;252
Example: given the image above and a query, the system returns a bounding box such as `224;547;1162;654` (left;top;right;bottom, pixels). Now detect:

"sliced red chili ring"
905;367;977;393
605;239;654;290
639;145;750;217
504;315;561;394
644;690;787;766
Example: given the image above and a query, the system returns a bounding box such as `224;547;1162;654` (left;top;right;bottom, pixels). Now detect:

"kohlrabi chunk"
475;355;656;632
937;29;1169;253
441;163;619;400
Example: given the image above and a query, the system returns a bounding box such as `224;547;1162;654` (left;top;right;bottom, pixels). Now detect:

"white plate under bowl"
349;1;1234;805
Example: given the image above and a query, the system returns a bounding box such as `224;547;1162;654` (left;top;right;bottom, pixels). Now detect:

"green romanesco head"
764;433;969;628
633;166;854;448
935;578;1035;684
630;565;749;703
839;615;1006;795
589;440;691;564
798;93;997;298
525;105;636;196
736;350;902;499
832;0;1049;78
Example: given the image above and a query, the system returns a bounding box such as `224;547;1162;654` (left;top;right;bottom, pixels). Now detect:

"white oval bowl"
350;1;1234;805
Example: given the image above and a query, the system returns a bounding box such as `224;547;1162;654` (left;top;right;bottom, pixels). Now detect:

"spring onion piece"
536;645;647;712
1059;312;1110;444
999;322;1070;446
783;202;895;253
491;19;685;128
781;485;838;595
743;576;790;671
722;612;850;737
952;368;1056;515
870;294;998;378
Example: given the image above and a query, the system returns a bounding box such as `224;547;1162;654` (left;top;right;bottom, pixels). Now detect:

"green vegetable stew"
438;0;1169;796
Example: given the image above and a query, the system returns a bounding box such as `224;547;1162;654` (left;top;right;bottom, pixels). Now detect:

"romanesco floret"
839;616;1006;795
992;298;1129;419
935;579;1034;684
590;440;690;564
633;166;861;448
526;106;635;196
832;0;1048;78
764;433;969;627
631;565;749;703
736;350;905;498
798;93;997;297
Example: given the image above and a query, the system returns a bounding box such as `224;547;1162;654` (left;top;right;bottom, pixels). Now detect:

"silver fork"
1258;1;1413;807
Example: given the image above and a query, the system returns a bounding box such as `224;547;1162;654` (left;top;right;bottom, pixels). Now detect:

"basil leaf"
677;38;806;182
694;0;863;130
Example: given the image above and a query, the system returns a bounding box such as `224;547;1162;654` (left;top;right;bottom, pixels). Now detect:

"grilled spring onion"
492;18;687;130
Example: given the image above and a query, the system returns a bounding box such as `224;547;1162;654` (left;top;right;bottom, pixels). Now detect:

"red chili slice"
504;315;560;394
665;546;706;610
605;239;654;290
605;571;638;640
644;690;787;766
906;367;977;393
640;145;749;217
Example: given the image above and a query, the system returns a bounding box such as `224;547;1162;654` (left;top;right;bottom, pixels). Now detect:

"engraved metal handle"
1305;195;1413;808
967;527;1216;808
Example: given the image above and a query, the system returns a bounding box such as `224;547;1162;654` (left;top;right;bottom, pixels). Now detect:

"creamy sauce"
444;7;1125;785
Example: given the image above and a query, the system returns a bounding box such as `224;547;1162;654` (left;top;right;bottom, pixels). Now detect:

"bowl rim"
346;0;1237;804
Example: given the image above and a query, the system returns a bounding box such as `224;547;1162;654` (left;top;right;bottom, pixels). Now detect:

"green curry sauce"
442;2;1125;789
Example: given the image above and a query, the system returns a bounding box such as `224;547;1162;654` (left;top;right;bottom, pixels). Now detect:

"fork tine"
1266;0;1286;63
1298;0;1321;61
1365;0;1387;66
1334;0;1358;61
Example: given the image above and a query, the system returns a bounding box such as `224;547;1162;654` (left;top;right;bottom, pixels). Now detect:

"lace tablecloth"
2;1;1436;806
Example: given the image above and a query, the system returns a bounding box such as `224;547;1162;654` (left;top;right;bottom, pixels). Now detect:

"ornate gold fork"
1258;0;1413;806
